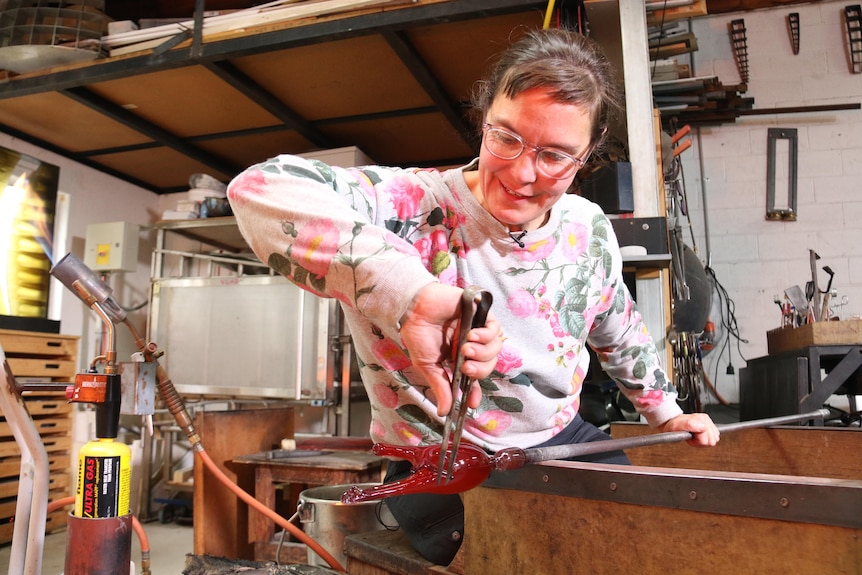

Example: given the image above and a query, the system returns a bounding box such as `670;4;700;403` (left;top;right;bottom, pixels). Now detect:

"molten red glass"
340;442;527;503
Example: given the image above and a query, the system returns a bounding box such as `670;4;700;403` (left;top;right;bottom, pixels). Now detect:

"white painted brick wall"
677;0;862;404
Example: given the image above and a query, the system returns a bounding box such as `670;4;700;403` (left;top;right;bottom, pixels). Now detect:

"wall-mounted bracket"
730;19;750;84
766;128;798;221
788;13;800;55
846;5;862;73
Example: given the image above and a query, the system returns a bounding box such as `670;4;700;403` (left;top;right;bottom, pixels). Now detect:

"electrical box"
84;222;140;272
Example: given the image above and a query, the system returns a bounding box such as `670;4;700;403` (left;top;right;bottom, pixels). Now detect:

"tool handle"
499;409;830;468
468;289;492;329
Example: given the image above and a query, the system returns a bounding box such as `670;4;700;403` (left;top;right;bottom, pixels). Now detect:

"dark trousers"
383;414;630;565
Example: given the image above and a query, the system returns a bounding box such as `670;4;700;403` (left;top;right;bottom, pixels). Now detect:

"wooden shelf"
0;328;79;544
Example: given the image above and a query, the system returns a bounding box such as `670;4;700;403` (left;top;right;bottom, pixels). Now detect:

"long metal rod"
523;409;830;464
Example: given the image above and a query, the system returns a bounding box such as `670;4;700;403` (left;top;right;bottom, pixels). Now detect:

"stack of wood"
103;0;402;57
653;75;754;128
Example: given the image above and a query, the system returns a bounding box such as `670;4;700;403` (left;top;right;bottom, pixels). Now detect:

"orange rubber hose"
197;449;347;571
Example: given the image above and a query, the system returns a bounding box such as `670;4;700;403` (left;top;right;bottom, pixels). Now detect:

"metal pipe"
520;409;830;465
64;514;133;575
0;348;50;575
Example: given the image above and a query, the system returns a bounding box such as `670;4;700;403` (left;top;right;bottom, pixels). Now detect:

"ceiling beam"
381;29;475;148
202;60;337;149
0;121;162;192
0;0;544;100
62;86;241;177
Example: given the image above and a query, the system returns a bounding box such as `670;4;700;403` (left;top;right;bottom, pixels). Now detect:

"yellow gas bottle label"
75;453;131;518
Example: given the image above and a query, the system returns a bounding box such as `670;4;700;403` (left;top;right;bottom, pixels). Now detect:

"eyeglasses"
482;123;588;180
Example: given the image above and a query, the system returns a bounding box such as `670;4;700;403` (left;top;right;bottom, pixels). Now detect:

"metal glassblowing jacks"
68;370;131;518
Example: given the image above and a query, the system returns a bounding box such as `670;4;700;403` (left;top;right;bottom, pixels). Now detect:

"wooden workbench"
460;425;862;575
233;448;386;563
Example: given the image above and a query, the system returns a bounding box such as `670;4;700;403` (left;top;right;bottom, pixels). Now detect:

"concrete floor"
0;520;193;574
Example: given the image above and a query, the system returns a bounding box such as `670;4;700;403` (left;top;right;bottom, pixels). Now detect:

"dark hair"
472;27;621;152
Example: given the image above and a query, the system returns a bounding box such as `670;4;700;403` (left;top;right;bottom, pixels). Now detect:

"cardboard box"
766;319;862;354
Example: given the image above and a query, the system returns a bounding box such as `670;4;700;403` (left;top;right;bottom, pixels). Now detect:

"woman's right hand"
398;283;503;416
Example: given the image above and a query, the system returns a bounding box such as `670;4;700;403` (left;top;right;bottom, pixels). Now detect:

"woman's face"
471;87;594;232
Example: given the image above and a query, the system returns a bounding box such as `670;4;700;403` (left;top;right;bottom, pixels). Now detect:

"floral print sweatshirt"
227;154;683;452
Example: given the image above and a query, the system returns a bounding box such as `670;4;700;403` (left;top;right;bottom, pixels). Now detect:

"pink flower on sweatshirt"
226;169;267;206
469;410;513;437
372;339;412;372
388;177;426;220
637;389;665;408
507;289;539;318
293;219;339;277
560;221;589;261
494;345;523;374
392;422;423;445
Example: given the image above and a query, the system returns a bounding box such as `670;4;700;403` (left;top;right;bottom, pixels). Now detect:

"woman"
228;27;719;565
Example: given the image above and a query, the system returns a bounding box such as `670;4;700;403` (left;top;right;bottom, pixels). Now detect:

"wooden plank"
767;319;862;354
464;486;862;575
610;424;862;480
0;454;69;480
0;433;71;457
0;471;71;499
0;508;68;544
345;529;460;575
0;329;79;358
193;407;294;560
0;486;70;521
5;357;77;379
4;398;73;417
647;0;708;24
0;417;73;438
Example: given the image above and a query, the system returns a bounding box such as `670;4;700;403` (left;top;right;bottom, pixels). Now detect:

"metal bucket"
298;483;396;567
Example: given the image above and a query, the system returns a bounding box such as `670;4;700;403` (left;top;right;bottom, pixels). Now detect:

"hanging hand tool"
437;286;493;485
809;249;822;321
820;265;835;321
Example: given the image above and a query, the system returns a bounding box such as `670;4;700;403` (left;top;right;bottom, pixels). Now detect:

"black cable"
705;266;748;389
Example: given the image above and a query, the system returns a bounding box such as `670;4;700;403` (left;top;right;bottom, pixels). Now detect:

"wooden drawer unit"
0;328;80;543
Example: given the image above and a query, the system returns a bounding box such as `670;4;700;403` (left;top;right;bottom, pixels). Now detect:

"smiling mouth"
503;184;529;199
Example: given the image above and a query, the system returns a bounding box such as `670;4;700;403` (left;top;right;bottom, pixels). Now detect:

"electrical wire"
543;0;557;29
705;266;749;390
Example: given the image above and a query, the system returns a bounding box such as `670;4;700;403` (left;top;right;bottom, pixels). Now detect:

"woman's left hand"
658;413;720;447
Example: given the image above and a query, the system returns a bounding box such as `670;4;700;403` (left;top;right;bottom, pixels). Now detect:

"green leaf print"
592;214;609;239
602;248;613;276
359;168;383;186
267;253;292;277
308;160;337;184
396;404;442;437
426;207;445;226
633;359;647;379
508;373;533;387
397;404;435;425
588;236;604;259
309;273;326;293
431;251;451;275
558;305;586;336
488;395;524;413
282;164;327;183
616;378;645;390
293;265;308;286
478;377;500;392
